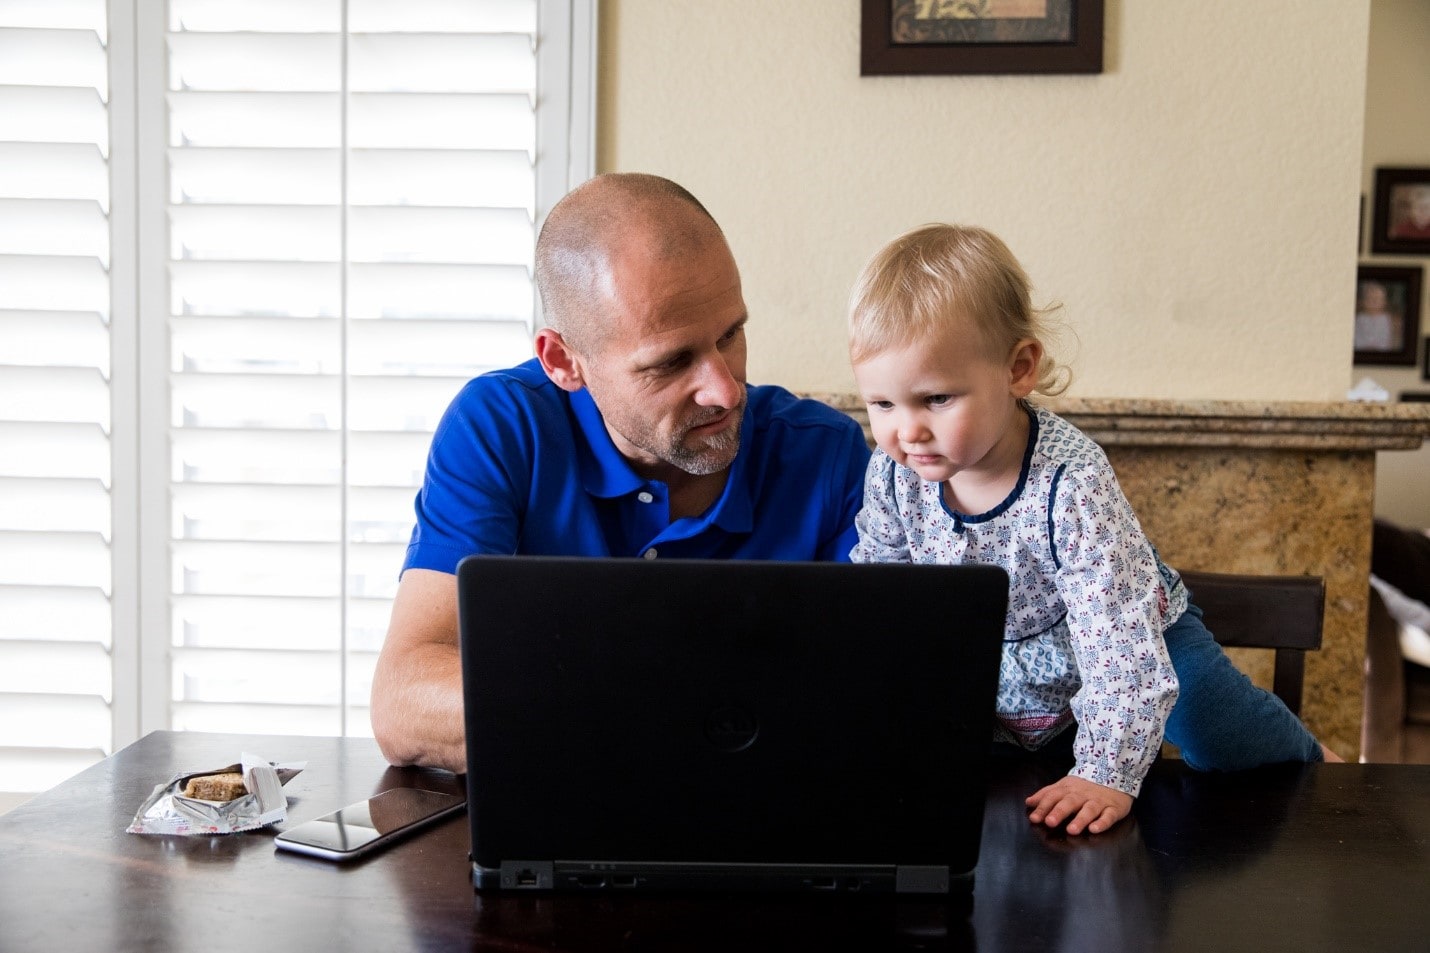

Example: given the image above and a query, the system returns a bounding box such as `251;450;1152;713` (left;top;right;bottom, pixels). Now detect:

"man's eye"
718;325;744;345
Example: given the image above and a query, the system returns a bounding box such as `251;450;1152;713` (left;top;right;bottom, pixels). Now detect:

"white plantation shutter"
0;0;592;799
0;0;117;792
164;0;553;737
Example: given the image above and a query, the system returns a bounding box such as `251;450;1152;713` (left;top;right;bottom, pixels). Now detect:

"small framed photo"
1354;265;1422;367
861;0;1104;76
1371;168;1430;255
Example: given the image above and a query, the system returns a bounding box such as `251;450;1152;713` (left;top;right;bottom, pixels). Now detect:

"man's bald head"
534;173;726;353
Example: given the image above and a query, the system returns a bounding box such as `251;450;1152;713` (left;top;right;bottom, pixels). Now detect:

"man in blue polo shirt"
371;173;870;772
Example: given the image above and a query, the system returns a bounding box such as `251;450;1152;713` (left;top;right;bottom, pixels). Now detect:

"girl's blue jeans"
1163;601;1323;770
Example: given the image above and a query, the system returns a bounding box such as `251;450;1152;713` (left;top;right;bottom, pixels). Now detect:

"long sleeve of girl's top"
850;452;914;564
1050;463;1180;795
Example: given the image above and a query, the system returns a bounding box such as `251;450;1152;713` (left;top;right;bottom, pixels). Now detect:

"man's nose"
693;353;742;408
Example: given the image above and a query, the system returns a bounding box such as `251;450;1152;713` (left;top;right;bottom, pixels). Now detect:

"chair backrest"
1178;570;1326;716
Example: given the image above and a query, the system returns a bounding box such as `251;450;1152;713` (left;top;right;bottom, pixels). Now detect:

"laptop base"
475;861;971;895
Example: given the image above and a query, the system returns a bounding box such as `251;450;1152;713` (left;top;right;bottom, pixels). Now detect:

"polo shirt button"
643;548;658;560
637;491;654;503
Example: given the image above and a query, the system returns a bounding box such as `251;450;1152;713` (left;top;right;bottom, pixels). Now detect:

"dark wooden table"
1;731;1427;952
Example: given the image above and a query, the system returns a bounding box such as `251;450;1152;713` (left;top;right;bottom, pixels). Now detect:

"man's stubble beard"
665;395;746;476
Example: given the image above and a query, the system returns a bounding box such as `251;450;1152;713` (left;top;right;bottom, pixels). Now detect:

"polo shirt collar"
570;387;755;534
571;387;644;498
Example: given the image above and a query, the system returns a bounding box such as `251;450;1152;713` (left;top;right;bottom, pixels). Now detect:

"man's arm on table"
370;568;468;774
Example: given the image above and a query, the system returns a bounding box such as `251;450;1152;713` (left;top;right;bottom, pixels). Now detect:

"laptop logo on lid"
704;706;759;752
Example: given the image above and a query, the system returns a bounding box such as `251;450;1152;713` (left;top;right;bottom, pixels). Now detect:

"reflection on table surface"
0;731;1427;953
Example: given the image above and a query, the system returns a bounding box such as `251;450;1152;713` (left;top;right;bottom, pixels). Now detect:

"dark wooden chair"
1178;570;1325;716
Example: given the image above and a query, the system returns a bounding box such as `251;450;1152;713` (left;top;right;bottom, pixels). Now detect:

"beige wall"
598;0;1369;401
1363;0;1430;529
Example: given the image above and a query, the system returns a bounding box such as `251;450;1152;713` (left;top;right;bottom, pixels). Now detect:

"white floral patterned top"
850;405;1183;796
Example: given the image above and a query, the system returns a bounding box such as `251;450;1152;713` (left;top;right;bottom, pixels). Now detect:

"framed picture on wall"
860;0;1104;76
1354;265;1422;367
1371;167;1430;255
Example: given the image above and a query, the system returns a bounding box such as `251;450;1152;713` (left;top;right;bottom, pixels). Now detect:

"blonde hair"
848;223;1071;397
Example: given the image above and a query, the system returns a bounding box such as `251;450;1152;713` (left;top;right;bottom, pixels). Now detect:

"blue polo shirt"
402;359;871;573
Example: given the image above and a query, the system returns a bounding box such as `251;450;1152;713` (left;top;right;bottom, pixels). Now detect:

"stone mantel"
811;394;1430;452
809;394;1430;760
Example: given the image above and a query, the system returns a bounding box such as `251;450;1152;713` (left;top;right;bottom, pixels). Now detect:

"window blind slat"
0;198;110;263
0;28;108;92
0;695;111;750
169;702;343;737
170;205;341;262
169;148;340;204
172;593;391;650
348;262;534;319
0;142;110;207
350;93;534;150
0;87;109;151
0;255;110;314
172;648;376;704
0;422;110;481
169;33;339;92
0;365;109;424
172;314;532;377
0;746;109;795
0;477;109;534
348;206;534;265
0;530;110;591
0;641;111;698
170;260;339;317
0;310;110;371
0;0;109;35
0;585;111;644
349;0;536;34
350;149;534;208
348;34;536;93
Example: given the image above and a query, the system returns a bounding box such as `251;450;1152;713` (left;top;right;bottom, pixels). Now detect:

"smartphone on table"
274;787;466;862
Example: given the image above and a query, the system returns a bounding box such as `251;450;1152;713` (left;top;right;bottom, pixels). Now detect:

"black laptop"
457;555;1007;895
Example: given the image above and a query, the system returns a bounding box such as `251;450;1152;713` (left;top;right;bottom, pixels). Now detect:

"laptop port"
611;875;638;888
575;874;606;888
807;877;837;890
516;869;539;887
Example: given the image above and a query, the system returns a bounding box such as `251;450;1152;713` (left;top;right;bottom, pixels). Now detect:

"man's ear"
534;327;586;393
1007;339;1043;399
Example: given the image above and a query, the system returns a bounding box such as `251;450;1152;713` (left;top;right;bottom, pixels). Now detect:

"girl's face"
852;328;1040;489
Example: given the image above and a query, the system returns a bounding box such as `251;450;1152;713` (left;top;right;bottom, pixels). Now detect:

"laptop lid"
457;555;1007;895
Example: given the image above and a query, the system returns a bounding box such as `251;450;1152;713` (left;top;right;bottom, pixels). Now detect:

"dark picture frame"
1354;265;1422;367
1371;168;1430;255
861;0;1104;76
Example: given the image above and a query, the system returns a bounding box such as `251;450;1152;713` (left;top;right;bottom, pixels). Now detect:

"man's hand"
1025;775;1133;835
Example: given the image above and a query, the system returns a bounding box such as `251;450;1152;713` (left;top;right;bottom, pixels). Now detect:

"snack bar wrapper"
127;751;306;835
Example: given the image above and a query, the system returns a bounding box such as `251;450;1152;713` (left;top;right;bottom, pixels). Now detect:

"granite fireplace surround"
810;395;1430;762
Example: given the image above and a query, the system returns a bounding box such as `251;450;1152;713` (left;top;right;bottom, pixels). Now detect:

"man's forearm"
371;641;467;774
